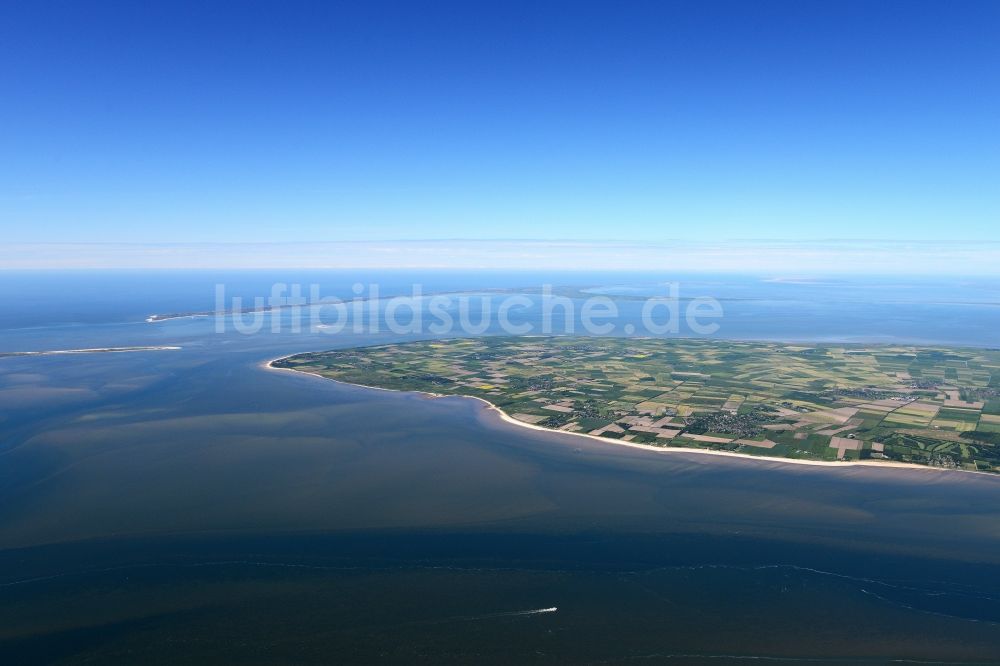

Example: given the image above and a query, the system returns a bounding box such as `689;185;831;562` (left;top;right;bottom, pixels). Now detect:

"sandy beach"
1;346;182;357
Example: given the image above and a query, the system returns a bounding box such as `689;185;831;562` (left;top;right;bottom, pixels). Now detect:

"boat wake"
455;606;558;622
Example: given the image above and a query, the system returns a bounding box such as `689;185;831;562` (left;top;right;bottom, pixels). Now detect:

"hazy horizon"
4;239;999;275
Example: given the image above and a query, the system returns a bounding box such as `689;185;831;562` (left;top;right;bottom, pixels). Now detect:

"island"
0;346;181;358
271;337;1000;472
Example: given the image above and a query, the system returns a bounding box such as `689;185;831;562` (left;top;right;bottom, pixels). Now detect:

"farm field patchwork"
274;337;1000;471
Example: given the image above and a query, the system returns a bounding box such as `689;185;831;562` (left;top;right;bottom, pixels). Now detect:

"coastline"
1;346;182;357
263;354;994;476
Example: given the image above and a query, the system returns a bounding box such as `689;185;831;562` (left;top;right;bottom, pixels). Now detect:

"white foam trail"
458;606;558;622
508;607;557;616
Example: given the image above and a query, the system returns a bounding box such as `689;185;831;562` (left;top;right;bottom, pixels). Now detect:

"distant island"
144;287;547;323
0;346;181;358
145;287;756;324
272;337;1000;472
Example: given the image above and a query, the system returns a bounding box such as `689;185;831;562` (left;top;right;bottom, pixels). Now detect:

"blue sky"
1;0;998;249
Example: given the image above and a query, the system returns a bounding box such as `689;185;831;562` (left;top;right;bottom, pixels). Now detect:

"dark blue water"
1;271;999;663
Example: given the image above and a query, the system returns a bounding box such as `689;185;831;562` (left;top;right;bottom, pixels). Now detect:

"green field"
274;337;1000;471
